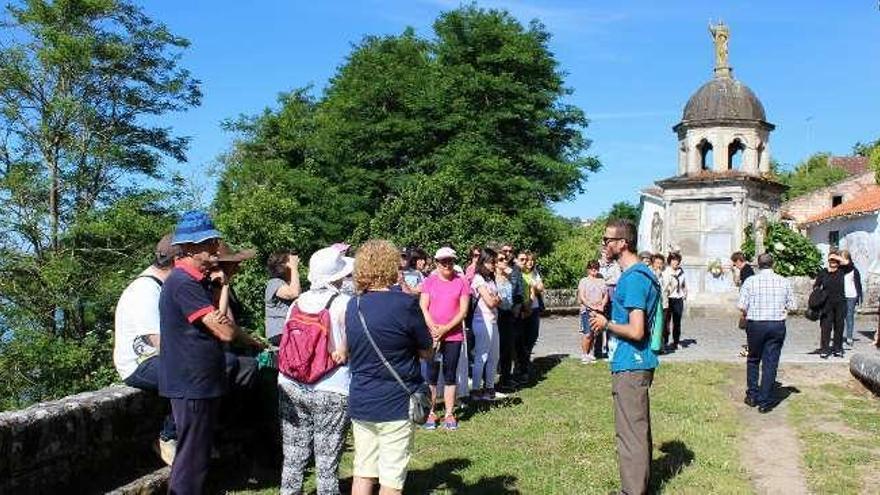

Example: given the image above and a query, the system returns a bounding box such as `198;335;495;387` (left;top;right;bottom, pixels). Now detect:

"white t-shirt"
844;271;858;299
471;274;498;323
113;269;162;380
278;287;351;396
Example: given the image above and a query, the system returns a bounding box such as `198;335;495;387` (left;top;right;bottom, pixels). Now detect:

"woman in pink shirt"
419;247;471;430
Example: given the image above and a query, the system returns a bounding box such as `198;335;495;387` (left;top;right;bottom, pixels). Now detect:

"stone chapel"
637;22;786;299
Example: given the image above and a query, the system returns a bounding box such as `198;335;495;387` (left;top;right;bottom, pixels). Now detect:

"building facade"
637;23;786;298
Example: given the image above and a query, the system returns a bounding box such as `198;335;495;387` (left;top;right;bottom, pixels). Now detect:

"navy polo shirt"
346;290;432;422
158;263;227;399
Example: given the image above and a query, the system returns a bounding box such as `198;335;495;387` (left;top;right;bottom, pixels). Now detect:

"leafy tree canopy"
776;153;848;200
215;5;600;327
0;0;199;408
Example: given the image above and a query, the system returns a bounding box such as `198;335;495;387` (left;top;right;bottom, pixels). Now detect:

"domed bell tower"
638;22;786;299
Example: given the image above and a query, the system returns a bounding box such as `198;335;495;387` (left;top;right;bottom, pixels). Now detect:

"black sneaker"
744;396;757;407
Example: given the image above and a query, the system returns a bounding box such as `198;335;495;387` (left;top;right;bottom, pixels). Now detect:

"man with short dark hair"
114;233;178;464
590;219;660;495
737;253;795;413
730;251;754;286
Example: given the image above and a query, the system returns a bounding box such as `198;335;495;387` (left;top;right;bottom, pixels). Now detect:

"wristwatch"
605;319;615;332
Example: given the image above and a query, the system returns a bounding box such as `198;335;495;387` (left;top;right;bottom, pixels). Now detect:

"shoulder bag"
356;297;431;425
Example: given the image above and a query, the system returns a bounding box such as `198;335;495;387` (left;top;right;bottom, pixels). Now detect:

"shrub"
742;222;822;277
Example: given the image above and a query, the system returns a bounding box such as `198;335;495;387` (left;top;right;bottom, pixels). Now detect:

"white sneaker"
580;354;595;364
158;438;176;466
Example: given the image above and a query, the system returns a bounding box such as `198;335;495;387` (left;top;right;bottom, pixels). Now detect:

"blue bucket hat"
172;210;222;245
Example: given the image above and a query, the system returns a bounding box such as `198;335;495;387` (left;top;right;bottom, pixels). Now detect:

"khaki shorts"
352;419;414;490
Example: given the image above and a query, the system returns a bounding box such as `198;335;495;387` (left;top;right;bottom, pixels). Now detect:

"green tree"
0;0;199;408
215;5;600;328
776;153;848;200
607;201;640;223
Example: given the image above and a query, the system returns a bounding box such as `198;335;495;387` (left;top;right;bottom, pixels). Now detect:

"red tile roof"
828;156;870;175
803;186;880;225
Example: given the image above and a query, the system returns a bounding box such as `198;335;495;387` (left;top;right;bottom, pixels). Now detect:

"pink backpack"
278;294;339;383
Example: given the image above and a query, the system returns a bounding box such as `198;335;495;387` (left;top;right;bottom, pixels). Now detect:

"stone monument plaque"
672;202;700;229
706;202;734;230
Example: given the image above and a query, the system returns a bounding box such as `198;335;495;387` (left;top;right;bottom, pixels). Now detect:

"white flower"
774;242;786;251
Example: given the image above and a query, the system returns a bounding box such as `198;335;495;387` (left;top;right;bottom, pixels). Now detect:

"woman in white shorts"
346;240;434;494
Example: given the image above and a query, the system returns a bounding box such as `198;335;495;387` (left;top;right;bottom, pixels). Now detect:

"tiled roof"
803;186;880;225
641;186;663;197
828;156;870;175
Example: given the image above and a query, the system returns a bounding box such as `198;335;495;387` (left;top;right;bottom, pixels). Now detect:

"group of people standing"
576;249;688;363
262;240;548;494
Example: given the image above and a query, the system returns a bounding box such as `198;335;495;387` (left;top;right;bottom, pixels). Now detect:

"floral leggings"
278;379;350;495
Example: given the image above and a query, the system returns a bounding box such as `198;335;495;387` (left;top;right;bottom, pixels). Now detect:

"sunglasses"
602;236;624;245
437;259;455;266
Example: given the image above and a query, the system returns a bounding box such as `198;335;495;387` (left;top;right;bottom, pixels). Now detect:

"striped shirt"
737;268;796;321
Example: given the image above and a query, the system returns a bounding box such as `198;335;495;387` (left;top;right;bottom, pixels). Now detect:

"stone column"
712;135;727;172
743;146;758;174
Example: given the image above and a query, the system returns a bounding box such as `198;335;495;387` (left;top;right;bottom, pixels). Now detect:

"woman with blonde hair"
346;240;434;495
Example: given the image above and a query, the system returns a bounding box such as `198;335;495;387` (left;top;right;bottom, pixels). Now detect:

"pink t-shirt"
422;273;470;342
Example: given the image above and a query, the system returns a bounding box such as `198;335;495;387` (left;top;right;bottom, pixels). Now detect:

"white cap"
308;246;355;288
434;247;457;260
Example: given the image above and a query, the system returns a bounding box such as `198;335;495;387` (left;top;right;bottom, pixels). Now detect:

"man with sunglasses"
590;219;660;495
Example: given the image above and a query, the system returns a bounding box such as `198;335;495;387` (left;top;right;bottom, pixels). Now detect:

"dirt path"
732;367;816;495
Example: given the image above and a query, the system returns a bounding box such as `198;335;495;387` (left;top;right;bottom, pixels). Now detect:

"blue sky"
141;0;880;219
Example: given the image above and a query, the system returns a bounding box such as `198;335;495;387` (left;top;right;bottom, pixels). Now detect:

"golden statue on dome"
708;21;731;77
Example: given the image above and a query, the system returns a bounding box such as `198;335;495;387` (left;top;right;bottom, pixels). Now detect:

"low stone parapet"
850;352;880;395
0;385;167;493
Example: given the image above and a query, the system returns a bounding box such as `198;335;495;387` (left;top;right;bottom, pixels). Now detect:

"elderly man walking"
737;253;796;413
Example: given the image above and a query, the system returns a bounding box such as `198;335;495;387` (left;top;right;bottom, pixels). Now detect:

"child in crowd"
577;260;607;363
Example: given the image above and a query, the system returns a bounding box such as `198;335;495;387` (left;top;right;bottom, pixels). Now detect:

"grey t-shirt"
265;278;294;340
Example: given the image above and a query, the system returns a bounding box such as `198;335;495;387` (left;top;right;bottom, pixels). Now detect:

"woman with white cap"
277;246;354;495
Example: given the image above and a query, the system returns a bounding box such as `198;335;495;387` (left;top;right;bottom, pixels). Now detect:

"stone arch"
756;141;765;172
697;138;713;171
728;137;746;170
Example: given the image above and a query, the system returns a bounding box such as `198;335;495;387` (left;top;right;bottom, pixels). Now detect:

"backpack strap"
137;274;164;287
324;293;340;310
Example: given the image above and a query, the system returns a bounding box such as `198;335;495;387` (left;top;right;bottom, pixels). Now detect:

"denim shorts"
580;312;592;335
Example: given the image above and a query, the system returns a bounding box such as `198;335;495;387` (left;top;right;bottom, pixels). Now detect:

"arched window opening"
756;143;765;171
698;139;713;171
728;139;745;170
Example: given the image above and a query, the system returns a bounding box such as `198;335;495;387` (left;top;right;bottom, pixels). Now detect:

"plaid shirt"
737;268;796;321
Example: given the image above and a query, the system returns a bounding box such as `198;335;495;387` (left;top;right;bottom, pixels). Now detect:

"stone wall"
0;385;167;494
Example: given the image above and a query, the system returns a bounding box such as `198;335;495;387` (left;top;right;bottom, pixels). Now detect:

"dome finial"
708;20;732;78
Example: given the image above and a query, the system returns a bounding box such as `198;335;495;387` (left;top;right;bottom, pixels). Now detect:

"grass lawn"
786;371;880;494
231;358;751;494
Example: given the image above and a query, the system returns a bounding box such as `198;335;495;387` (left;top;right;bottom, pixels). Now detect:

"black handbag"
356;298;431;425
808;286;827;310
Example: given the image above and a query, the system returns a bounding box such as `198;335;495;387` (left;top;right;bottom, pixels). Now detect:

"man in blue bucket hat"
159;210;262;494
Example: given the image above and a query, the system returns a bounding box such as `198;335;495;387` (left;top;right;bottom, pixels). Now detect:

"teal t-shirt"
608;262;660;373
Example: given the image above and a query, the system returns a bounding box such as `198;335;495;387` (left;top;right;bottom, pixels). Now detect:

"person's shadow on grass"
405;458;518;494
650;440;695;492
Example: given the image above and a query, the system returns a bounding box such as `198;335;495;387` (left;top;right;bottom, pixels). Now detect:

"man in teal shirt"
591;219;660;495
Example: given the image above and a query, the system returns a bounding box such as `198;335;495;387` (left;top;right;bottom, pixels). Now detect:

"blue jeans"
124;357;177;441
745;320;786;407
845;297;858;341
